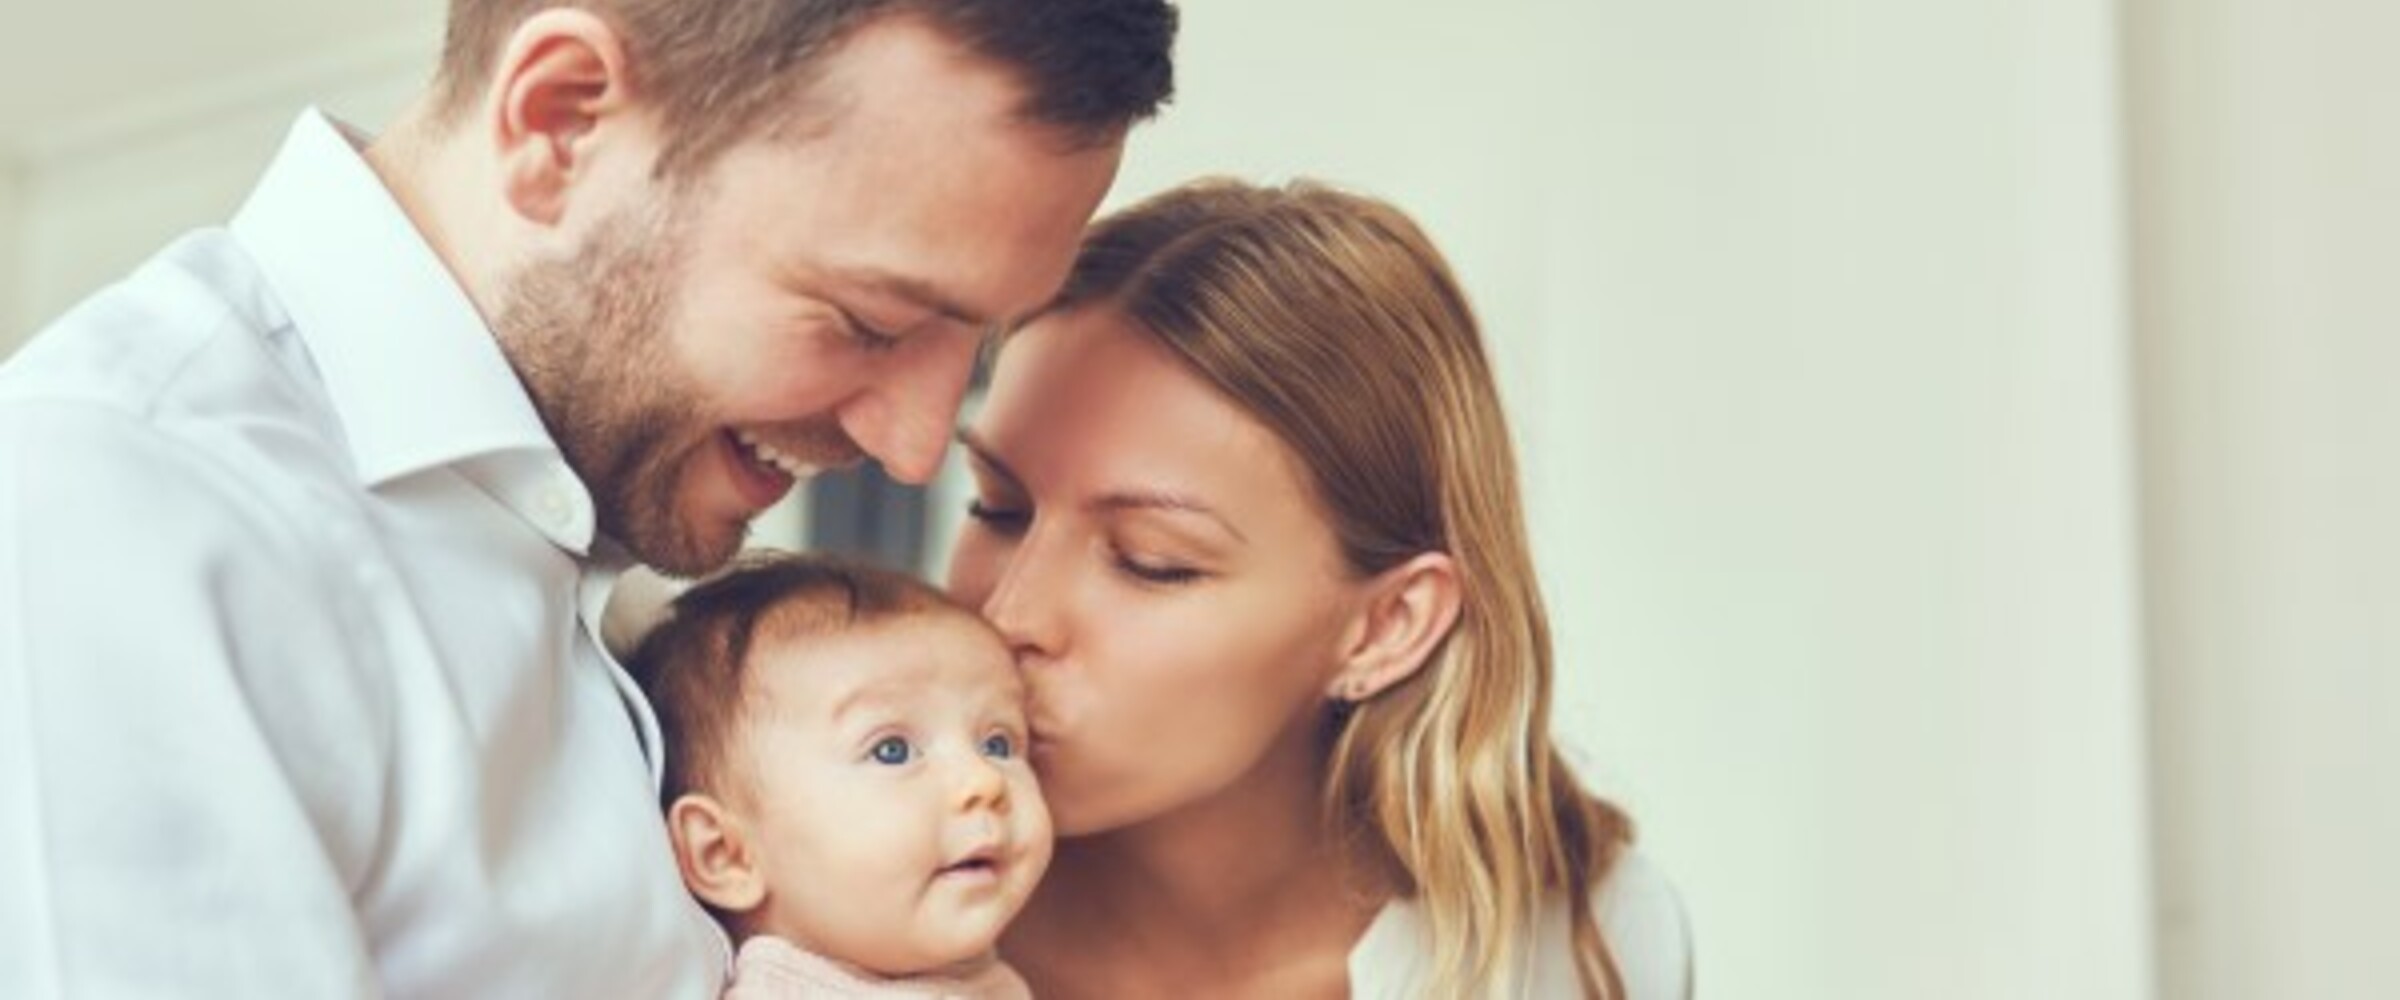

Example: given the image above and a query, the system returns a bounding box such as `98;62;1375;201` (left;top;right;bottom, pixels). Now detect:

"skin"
669;614;1052;977
945;307;1462;997
368;11;1123;576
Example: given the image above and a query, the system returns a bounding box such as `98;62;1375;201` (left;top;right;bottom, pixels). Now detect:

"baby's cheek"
1013;782;1054;867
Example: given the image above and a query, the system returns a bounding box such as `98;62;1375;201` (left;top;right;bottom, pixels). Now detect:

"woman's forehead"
982;328;1297;493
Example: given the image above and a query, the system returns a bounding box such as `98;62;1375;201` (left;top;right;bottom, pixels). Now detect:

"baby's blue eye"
980;733;1016;760
870;737;914;765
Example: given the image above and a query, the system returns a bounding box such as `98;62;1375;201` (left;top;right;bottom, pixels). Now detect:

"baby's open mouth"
939;852;1000;878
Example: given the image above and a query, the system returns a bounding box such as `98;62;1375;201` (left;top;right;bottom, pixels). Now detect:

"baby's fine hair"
627;551;988;806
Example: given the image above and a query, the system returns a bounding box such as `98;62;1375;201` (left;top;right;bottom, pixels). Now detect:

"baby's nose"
955;753;1009;813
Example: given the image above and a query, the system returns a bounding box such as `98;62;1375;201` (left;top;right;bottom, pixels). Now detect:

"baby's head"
630;552;1050;976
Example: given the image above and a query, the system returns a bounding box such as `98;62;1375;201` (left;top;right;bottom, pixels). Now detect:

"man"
0;1;1174;996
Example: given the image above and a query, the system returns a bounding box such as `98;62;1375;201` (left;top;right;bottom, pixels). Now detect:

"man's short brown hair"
434;0;1177;175
626;552;990;806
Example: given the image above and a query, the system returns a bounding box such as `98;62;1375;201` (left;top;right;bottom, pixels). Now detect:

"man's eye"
840;310;903;352
980;733;1016;760
869;737;914;765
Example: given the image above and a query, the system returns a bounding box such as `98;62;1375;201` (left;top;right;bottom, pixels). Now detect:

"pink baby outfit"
724;935;1032;1000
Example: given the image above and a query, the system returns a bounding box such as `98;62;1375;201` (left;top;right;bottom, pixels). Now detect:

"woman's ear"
665;792;767;915
1328;552;1463;702
486;8;643;226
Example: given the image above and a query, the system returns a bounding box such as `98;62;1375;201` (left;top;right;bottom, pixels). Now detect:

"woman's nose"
978;540;1064;665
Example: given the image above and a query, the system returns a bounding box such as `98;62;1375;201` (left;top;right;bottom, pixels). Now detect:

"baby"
628;552;1049;999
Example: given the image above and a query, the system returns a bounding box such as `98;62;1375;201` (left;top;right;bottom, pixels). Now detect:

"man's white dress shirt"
0;110;722;998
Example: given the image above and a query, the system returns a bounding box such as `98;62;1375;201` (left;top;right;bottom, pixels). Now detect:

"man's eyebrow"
835;267;995;329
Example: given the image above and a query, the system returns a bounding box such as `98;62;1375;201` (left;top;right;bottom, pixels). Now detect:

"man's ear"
1327;552;1463;703
486;8;641;226
665;792;767;915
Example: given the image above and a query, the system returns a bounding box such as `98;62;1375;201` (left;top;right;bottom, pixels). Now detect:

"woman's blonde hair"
1049;179;1636;999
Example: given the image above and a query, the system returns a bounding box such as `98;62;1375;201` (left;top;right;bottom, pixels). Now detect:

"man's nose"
842;331;980;484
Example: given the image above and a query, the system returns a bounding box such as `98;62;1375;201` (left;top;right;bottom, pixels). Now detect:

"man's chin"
618;519;747;580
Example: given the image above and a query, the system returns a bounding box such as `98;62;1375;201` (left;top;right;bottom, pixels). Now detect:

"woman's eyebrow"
954;430;1247;544
1090;490;1248;545
955;428;1023;488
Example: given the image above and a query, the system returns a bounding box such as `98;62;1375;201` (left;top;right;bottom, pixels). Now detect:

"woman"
946;181;1692;999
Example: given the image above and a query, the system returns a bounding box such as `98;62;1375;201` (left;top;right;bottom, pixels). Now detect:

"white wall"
1108;3;2154;998
2127;2;2400;999
5;33;434;347
0;159;22;342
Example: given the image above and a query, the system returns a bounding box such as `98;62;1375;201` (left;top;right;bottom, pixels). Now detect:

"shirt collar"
229;108;599;554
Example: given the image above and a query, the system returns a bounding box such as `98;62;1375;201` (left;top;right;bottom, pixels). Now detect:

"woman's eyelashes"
964;497;1031;534
1113;549;1206;586
963;488;1210;585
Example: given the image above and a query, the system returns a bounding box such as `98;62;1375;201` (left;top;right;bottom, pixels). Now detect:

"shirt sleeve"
0;400;395;998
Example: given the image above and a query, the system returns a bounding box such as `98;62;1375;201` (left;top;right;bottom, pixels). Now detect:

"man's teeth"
734;429;822;480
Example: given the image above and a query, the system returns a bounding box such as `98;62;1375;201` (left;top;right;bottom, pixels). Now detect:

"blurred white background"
4;2;2394;998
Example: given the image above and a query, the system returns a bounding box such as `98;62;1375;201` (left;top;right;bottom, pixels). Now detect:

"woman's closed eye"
1113;549;1206;586
965;497;1031;535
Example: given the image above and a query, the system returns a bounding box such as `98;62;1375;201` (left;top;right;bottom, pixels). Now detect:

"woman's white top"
1347;849;1694;999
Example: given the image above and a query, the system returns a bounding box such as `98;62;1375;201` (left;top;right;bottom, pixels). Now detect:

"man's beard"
492;204;735;577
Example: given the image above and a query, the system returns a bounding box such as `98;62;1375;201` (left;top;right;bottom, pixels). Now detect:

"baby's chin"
852;910;1019;979
743;912;996;981
849;939;1005;983
924;906;1023;969
757;862;1038;976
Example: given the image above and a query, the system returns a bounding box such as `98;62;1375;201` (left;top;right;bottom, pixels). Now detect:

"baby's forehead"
750;608;1021;713
762;599;1007;656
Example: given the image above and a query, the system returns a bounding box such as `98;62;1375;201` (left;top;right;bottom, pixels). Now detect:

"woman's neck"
1061;793;1339;930
1007;729;1393;994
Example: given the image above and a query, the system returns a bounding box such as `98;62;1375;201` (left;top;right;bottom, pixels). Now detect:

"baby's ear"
666;793;765;914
